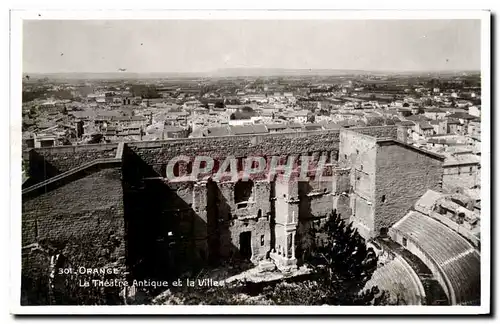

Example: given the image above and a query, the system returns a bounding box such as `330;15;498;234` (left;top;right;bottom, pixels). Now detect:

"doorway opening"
239;231;252;259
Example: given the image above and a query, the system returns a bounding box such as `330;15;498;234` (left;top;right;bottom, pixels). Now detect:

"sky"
22;19;481;73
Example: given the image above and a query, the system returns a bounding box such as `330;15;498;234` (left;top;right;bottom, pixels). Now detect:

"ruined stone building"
21;125;480;305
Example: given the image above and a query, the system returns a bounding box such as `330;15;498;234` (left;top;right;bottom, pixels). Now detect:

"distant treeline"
130;85;162;99
22;89;74;103
22;90;46;103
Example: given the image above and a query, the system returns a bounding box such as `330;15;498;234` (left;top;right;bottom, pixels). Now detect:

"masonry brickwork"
374;142;444;235
27;144;119;183
22;168;125;305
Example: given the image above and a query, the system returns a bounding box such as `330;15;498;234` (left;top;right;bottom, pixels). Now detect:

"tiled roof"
399;120;415;126
111;116;147;122
443;154;481;167
406;115;431;122
287;122;303;129
322;123;342;130
425;108;446;113
446;118;461;125
163;126;185;133
266;123;287;130
304;123;323;131
419;122;434;130
229;124;268;135
447;112;477;120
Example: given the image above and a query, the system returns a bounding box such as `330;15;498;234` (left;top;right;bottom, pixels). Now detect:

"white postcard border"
9;9;491;315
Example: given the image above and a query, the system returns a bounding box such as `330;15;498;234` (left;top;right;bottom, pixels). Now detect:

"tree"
214;100;225;109
23;90;46;103
262;210;384;306
131;85;160;99
300;211;380;305
318;109;329;116
51;90;74;100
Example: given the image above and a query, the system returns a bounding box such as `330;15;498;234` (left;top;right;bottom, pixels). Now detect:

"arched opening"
380;227;388;237
234;179;254;205
381;195;386;203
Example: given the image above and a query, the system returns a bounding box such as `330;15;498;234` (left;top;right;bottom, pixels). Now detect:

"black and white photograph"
10;10;490;315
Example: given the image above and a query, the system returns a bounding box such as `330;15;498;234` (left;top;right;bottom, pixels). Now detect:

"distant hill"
22;72;204;80
23;69;480;80
210;68;480;77
210;68;382;77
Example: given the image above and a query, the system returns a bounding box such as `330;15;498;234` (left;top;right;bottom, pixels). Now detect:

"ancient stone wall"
349;125;398;139
339;129;378;174
125;130;341;178
339;129;378;239
21;168;125;305
375;143;444;235
25;127;397;184
442;165;480;192
27;144;119;182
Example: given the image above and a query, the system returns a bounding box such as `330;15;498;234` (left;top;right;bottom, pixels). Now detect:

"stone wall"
442;165;480;192
216;180;272;262
125;130;341;177
122;178;209;279
374;143;444;235
25;128;396;184
339;129;378;172
346;126;398;139
122;173;274;276
21;168;125;305
27;144;119;182
339;129;378;238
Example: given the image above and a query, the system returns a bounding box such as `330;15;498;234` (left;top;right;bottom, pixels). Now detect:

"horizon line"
23;68;481;75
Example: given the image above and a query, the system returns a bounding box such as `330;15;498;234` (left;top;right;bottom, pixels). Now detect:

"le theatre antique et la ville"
19;19;484;307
